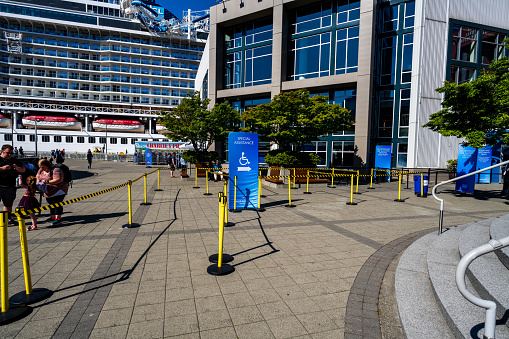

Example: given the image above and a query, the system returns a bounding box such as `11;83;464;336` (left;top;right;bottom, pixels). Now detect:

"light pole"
35;119;40;157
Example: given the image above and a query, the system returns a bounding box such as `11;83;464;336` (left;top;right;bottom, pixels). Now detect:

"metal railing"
456;236;509;339
432;160;509;235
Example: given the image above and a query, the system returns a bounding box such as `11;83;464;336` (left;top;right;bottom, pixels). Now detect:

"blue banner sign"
375;145;392;181
145;148;153;167
476;147;492;183
228;132;259;210
455;145;477;193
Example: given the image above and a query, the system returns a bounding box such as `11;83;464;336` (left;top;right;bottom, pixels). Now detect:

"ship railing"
0;101;162;115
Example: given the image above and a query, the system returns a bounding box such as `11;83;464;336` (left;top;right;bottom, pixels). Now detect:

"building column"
271;0;284;98
353;0;376;167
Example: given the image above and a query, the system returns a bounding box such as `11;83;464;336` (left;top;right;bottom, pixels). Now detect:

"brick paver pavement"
1;159;507;338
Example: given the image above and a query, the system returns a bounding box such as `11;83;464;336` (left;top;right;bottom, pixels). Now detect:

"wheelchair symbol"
239;152;250;166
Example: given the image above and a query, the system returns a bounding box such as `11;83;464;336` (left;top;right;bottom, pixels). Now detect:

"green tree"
241;89;354;150
424;57;509;148
157;92;241;151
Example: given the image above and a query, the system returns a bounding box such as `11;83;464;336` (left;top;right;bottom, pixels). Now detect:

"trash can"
414;175;429;195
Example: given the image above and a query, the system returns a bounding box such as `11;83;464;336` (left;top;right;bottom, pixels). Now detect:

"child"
18;175;40;231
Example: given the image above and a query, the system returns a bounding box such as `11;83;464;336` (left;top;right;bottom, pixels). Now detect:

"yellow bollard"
204;171;212;196
154;169;163;191
329;168;335;188
346;175;357;205
355;170;360;194
140;173;151;206
206;193;234;275
16;211;31;294
285;176;295;208
193;167;200;189
304;170;311;194
293;169;296;189
394;173;404;202
224;180;235;226
368;168;375;189
1;211;8;313
123;180;140;228
421;172;424;197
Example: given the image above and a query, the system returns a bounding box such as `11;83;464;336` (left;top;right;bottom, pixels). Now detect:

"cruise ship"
0;0;209;154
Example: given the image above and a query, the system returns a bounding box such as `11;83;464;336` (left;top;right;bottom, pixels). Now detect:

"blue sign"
476;147;492;183
145;148;153;167
375;145;392;181
455;145;477;193
228;132;259;210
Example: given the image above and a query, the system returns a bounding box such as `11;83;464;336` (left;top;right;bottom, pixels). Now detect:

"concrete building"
204;0;509;168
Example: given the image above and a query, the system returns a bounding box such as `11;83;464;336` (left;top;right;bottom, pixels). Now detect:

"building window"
481;31;506;64
332;89;356;135
290;32;331;80
452;25;478;63
292;2;332;34
66;136;73;143
88;137;95;143
332;141;355;167
449;66;476;84
17;135;25;142
380;5;398;32
77;137;85;143
335;26;359;74
42;135;50;142
401;33;413;83
337;0;360;24
245;45;272;87
54;136;62;142
399;89;410;137
300;141;327;166
224;18;273;89
404;1;415;29
378;90;394;138
397;143;408;167
380;36;397;86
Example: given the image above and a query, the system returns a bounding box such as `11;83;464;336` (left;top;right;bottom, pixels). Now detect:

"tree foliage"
424;57;509;148
157;92;241;151
241;89;354;150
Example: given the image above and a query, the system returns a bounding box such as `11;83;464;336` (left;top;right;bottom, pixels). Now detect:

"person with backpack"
87;149;93;169
36;158;68;225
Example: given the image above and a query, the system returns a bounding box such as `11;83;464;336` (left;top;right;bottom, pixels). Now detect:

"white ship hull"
22;119;82;131
92;122;145;133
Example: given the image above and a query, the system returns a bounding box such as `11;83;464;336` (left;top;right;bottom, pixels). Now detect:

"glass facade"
373;0;414;167
224;18;273;89
288;0;359;80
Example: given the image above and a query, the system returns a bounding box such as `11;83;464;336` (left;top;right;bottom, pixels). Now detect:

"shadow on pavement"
45;212;127;228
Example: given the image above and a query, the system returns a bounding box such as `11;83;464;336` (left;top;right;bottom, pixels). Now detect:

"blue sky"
158;0;218;21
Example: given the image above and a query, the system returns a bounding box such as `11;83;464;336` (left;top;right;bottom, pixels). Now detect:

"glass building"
204;0;509;168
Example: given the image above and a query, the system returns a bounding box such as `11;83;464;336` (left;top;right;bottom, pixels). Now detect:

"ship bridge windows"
17;135;25;142
142;98;149;104
133;97;140;103
66;136;73;143
88;137;95;143
54;136;62;142
99;137;106;143
42;136;49;142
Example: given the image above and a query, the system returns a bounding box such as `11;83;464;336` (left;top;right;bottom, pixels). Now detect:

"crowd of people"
0;144;71;231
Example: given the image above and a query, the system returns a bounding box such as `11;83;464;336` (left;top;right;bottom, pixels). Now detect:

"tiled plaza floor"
1;159;508;339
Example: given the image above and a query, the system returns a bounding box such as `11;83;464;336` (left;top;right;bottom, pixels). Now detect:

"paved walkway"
1;160;508;339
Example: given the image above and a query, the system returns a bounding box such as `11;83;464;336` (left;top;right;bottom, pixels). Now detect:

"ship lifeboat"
22;116;81;131
92;119;145;133
0;114;10;128
155;124;168;133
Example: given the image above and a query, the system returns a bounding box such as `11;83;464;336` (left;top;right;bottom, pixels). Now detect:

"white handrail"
456;236;509;339
432;160;509;234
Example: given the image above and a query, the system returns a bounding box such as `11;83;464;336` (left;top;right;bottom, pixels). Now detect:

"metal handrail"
432;160;509;234
456;236;509;339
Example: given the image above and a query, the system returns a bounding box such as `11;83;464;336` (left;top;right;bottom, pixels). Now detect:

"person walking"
170;152;176;177
36;159;68;225
18;175;40;231
19;146;24;156
87;149;93;169
213;160;223;182
0;144;25;223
